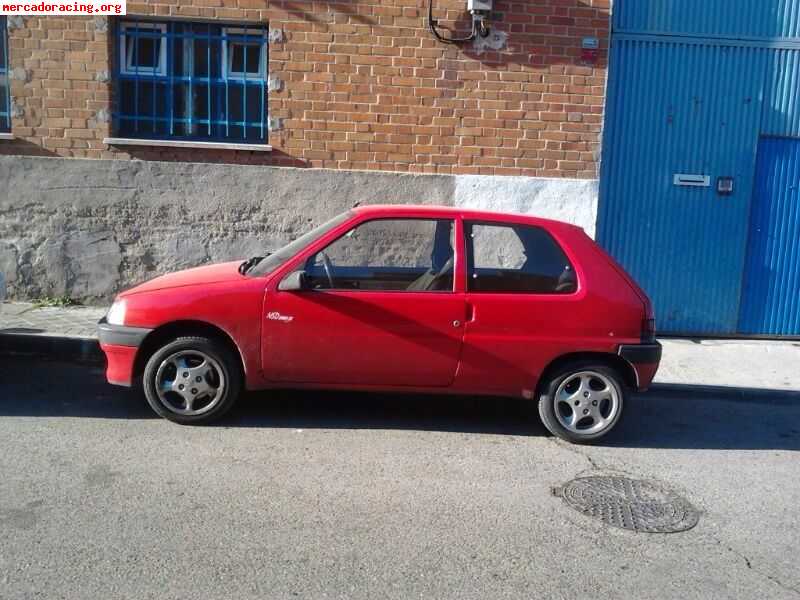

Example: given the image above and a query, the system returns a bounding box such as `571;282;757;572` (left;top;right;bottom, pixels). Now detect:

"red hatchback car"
99;205;661;443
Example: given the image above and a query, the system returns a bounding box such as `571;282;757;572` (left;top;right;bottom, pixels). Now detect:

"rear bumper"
98;318;153;387
618;342;662;391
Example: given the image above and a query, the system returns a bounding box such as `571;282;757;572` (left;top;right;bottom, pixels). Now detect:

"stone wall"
0;155;597;302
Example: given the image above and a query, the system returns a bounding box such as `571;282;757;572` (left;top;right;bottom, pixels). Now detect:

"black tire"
537;361;626;444
142;336;242;425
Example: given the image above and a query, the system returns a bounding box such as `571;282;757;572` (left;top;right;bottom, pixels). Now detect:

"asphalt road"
0;356;798;600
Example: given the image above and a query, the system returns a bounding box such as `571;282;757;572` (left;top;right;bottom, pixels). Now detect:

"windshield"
246;211;353;277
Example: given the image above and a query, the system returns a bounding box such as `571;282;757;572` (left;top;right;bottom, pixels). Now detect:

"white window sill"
0;133;14;140
103;137;272;152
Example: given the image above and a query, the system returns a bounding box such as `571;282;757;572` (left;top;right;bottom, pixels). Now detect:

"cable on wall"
428;0;490;45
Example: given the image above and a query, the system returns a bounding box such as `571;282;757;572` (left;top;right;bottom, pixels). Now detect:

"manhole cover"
554;476;699;533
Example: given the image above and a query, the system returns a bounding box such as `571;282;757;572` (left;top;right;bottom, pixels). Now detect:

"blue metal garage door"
599;1;800;336
597;38;765;335
739;137;800;335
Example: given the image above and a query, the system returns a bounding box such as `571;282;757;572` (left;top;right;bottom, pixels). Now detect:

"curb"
0;333;104;364
649;382;800;403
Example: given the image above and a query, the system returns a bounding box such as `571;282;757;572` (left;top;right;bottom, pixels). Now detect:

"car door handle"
465;302;476;323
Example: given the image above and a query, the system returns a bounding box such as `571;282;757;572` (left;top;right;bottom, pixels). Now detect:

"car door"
262;217;466;387
456;221;583;395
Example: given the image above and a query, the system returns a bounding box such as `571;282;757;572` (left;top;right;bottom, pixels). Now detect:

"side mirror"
278;270;309;292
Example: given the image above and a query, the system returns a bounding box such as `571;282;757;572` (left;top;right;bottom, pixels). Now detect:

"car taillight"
641;318;656;343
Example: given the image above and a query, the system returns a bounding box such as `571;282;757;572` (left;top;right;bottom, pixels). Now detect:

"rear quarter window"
467;222;577;294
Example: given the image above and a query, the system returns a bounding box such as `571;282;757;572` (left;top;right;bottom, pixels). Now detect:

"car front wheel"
143;336;242;424
538;362;625;443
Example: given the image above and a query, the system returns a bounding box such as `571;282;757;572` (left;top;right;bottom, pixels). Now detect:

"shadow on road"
0;357;798;451
611;383;800;451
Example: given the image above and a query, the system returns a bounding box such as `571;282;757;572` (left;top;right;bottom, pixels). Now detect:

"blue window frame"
114;19;269;143
0;16;10;133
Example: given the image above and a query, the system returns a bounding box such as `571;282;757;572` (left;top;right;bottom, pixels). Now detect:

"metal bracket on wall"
269;28;284;44
267;76;282;92
7;15;24;30
89;109;111;128
268;116;284;131
9;98;24;119
9;67;31;83
94;16;109;33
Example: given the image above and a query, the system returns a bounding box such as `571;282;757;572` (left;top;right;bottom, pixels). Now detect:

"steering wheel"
320;252;336;288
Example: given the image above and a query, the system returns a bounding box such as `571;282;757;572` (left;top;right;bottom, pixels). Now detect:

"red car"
98;205;661;443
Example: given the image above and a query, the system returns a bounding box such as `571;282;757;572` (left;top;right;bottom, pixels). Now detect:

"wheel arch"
133;320;246;383
535;352;637;398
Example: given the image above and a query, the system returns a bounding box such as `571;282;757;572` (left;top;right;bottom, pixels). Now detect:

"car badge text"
267;312;294;323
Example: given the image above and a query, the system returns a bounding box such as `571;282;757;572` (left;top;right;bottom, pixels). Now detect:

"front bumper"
98;317;152;348
98;317;153;387
618;342;662;391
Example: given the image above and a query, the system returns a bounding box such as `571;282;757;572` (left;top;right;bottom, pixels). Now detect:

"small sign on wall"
582;37;599;63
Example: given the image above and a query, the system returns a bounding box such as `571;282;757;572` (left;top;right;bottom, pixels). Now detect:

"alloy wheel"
554;370;621;435
154;350;226;416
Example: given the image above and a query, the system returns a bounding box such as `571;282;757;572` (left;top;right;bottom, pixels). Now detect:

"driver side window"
305;218;455;292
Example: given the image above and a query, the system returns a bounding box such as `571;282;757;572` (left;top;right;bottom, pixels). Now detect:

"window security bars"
114;19;269;144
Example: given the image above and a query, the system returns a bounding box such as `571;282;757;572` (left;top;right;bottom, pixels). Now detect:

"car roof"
350;204;583;232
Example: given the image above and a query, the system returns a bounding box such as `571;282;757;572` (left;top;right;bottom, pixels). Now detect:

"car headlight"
106;299;127;326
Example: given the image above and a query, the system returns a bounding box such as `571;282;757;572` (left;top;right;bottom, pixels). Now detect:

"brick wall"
0;0;610;178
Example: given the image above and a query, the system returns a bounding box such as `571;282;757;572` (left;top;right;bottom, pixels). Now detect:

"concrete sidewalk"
0;302;106;338
0;302;797;391
0;302;107;362
656;337;799;391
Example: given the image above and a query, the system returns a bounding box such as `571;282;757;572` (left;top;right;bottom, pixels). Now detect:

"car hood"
120;261;245;296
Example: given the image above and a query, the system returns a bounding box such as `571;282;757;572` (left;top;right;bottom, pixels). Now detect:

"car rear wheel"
538;362;625;444
143;336;242;424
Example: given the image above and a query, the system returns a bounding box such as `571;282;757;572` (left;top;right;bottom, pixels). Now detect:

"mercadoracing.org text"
1;2;125;14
